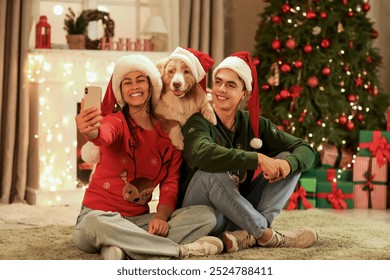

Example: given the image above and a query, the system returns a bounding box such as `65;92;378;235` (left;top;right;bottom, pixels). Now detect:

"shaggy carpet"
0;204;389;260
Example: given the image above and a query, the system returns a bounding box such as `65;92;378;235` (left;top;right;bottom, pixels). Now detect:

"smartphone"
84;85;102;126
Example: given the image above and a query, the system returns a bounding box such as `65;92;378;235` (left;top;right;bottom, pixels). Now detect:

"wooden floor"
323;208;390;223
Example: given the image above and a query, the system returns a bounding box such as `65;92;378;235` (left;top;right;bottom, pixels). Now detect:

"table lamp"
142;16;168;51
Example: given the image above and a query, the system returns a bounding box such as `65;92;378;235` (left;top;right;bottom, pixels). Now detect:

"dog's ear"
156;57;169;77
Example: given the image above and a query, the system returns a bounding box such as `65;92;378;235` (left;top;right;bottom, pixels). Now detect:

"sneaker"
101;246;126;260
222;230;256;253
179;236;223;258
259;228;318;248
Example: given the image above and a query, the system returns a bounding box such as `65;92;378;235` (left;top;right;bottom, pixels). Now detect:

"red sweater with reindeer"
82;111;182;217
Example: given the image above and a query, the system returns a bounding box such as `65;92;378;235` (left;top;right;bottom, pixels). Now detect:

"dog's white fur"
152;58;217;150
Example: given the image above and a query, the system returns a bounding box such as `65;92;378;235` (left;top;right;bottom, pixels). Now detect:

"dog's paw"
204;111;218;126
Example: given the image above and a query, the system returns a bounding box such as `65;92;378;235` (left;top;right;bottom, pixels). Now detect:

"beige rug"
0;204;389;260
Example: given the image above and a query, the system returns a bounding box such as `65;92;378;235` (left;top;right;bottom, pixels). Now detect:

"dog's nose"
173;81;181;89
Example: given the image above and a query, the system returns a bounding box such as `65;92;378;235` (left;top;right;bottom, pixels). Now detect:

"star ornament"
355;76;363;87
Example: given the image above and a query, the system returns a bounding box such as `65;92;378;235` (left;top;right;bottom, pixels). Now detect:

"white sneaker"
259;228;318;248
179;236;223;258
101;246;126;260
223;230;256;253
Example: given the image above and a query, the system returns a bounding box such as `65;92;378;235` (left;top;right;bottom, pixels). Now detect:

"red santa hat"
213;52;262;149
81;54;162;164
168;47;214;91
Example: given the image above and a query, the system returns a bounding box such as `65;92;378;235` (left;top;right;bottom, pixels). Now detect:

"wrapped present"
286;178;316;210
358;130;390;168
319;143;353;169
316;169;354;209
353;156;387;209
302;168;352;182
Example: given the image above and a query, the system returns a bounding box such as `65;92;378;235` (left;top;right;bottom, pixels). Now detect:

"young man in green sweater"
179;52;318;253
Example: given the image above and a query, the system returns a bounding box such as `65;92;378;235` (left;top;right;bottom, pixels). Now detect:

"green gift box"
301;168;352;182
358;130;390;168
316;181;354;209
286;178;316;210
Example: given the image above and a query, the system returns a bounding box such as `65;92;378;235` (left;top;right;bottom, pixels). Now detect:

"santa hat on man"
168;47;214;91
81;54;163;163
212;51;262;149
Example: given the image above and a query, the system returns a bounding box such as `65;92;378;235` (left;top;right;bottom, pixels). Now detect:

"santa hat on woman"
81;54;163;163
168;47;214;91
212;52;262;149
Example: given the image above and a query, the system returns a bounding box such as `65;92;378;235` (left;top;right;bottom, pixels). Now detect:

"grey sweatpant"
73;205;217;259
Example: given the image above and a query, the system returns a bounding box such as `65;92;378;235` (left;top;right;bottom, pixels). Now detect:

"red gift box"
353;156;387;209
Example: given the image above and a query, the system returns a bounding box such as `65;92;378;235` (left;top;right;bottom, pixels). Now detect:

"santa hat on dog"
81;54;162;163
168;47;214;91
213;52;262;149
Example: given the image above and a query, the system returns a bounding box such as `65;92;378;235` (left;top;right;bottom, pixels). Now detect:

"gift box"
286;178;316;210
302;168;352;182
358;130;390;168
319;143;353;169
316;169;354;209
353;156;387;209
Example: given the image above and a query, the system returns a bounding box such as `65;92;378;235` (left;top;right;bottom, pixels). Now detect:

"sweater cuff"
246;151;259;170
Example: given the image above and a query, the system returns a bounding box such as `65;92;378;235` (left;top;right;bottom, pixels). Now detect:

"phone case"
84;86;102;110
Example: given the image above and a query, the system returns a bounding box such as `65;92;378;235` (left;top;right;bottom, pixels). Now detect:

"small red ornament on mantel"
36;15;51;49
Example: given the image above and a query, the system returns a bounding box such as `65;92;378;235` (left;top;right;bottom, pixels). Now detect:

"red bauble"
280;89;290;99
347;94;356;102
303;44;313;53
281;63;292;73
307;76;319;87
346;121;355;130
357;114;364;122
362;2;371;12
349;40;354;49
261;84;270;91
348;10;354;17
252;57;260;65
282;3;291;13
306;9;316;19
371;28;379;39
317;120;322;126
272;15;283;24
274;94;282;102
320;11;327;19
322;66;331;76
294;60;303;68
339;115;348;125
366;56;373;63
286;38;297;49
271;39;281;50
321;38;330;48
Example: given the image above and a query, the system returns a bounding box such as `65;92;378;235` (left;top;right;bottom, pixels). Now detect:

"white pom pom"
81;141;101;164
250;138;262;149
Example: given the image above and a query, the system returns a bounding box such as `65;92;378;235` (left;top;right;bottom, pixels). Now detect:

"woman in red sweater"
74;54;222;260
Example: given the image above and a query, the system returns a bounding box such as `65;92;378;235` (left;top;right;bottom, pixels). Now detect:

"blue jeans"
182;154;300;238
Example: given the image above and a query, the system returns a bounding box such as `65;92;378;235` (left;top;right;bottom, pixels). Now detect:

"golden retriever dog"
152;58;217;150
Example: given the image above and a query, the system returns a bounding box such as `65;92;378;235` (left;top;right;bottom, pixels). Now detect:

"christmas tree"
253;0;389;152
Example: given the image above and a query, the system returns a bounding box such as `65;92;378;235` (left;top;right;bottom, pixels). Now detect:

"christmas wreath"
81;9;115;49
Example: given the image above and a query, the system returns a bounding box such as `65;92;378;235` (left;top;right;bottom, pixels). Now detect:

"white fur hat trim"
112;54;162;108
213;56;253;92
81;141;101;164
168;47;206;83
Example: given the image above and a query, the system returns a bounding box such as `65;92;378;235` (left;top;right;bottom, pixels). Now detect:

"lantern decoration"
36;16;51;49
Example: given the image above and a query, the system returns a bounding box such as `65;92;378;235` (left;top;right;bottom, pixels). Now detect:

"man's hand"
257;154;291;183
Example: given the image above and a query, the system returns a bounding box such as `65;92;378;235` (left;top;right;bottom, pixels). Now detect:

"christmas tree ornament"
346;121;355;130
362;2;371;12
281;63;292;73
343;0;348;5
282;3;291;13
337;22;344;33
303;44;313;53
280;89;290;99
357;113;364;122
286;38;297;49
347;94;357;102
307;76;319;87
322;66;331;76
366;56;373;63
349;40;354;49
321;38;330;48
355;76;363;87
320;12;327;19
339;115;348;125
294;60;303;68
317;120;322;126
261;84;270;91
271;39;281;50
267;62;280;86
272;15;283;24
371;28;379;39
274;94;282;102
312;26;322;36
348;9;354;17
306;9;316;19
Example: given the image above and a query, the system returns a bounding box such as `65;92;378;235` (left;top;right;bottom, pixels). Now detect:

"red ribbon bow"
327;182;348;209
287;186;313;210
359;131;390;168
